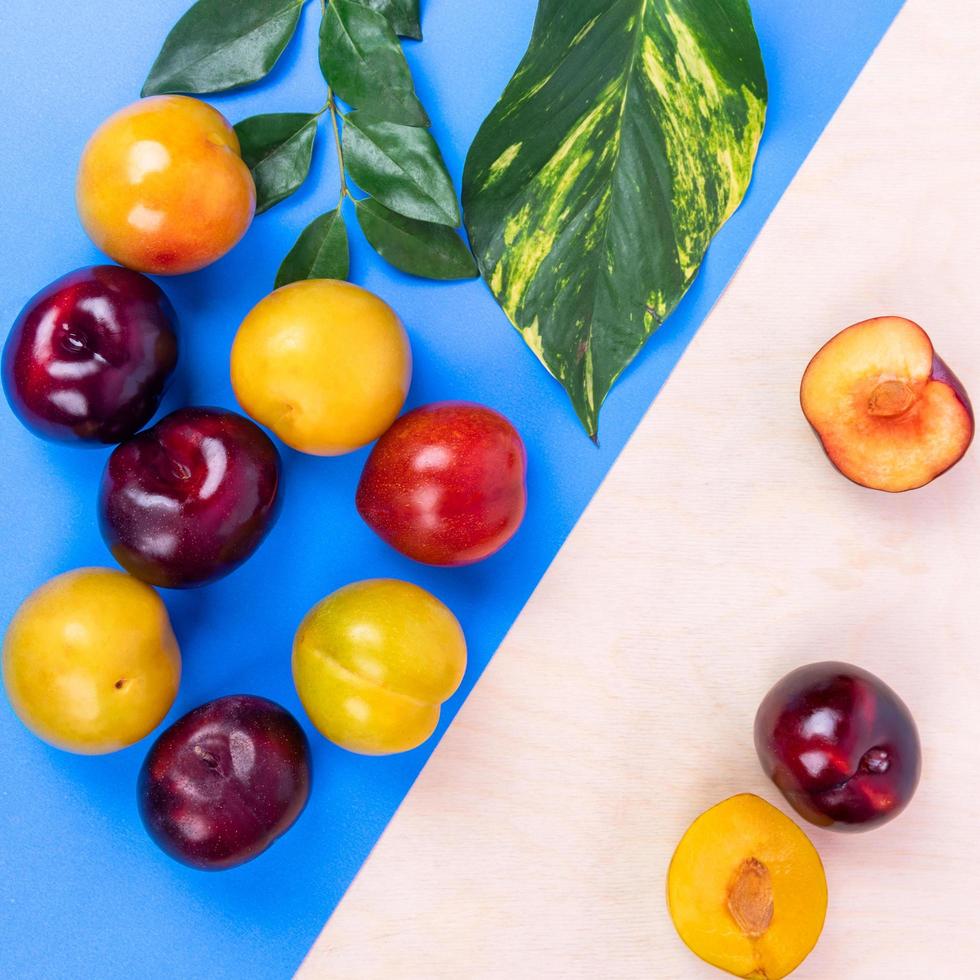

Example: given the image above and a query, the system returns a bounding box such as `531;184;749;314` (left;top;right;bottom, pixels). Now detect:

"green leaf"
342;111;459;226
319;0;429;126
356;0;422;40
462;0;767;438
143;0;304;96
354;198;477;280
235;113;318;214
276;209;350;287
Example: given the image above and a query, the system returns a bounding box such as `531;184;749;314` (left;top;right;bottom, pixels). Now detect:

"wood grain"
299;1;980;975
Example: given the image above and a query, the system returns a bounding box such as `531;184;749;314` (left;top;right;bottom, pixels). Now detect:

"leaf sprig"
143;0;476;284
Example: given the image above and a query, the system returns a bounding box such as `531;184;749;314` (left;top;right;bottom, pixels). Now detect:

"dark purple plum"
99;406;281;588
138;695;311;870
2;265;177;443
755;662;921;832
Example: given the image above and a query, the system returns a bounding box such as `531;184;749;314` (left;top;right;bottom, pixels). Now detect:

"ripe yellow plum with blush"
76;96;255;274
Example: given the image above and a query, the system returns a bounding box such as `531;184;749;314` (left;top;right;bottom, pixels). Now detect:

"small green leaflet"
357;0;422;40
276;210;350;287
235;113;318;214
143;0;304;96
309;0;475;282
319;1;429;126
145;0;474;285
342;112;460;226
462;0;768;438
354;199;477;280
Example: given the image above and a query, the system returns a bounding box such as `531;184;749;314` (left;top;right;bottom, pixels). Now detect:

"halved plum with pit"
667;794;827;978
801;316;972;492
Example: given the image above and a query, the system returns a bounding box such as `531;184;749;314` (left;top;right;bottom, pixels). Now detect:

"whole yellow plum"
293;579;466;754
231;280;412;456
3;568;181;754
76;95;255;275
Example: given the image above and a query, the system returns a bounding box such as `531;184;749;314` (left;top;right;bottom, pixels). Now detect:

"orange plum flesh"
801;317;973;492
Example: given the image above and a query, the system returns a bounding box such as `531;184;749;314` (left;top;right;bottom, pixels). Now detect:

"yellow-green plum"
293;579;466;754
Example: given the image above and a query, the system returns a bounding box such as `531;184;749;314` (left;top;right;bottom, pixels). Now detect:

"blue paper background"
0;1;903;977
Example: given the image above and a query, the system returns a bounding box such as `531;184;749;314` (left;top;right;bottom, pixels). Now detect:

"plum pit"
868;379;916;418
727;857;774;940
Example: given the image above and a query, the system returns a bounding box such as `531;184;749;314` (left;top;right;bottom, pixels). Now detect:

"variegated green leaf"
462;0;767;438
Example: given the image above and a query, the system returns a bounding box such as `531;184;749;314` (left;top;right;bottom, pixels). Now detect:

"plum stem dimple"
727;858;774;940
868;379;916;418
860;746;891;775
192;744;221;770
62;328;88;353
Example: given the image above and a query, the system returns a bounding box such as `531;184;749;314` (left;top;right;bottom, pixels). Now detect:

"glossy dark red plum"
138;695;311;870
755;662;921;832
356;401;527;566
99;407;281;588
2;265;178;443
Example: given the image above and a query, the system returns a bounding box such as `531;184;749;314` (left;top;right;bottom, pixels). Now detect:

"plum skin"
755;662;921;832
138;695;311;870
356;401;527;566
98;406;282;588
77;96;255;276
2;265;178;444
930;352;974;420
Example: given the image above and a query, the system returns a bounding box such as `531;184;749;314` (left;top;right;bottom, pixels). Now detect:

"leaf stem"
320;0;347;202
327;89;348;201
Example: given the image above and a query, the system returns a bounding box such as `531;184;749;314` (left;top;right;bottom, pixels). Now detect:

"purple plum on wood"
755;661;921;831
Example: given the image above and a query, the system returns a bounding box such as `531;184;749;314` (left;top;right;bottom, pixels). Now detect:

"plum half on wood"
667;794;827;979
801;317;973;492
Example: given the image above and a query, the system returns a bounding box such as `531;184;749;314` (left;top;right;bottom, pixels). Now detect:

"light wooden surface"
300;1;980;976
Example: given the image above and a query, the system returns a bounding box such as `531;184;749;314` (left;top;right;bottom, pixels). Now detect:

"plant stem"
327;90;348;201
319;0;348;203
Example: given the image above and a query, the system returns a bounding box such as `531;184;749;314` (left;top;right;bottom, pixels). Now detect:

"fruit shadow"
841;460;975;533
155;351;195;415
